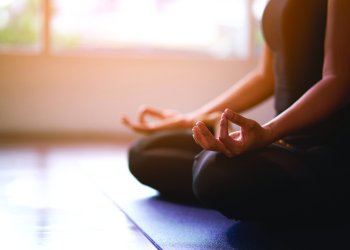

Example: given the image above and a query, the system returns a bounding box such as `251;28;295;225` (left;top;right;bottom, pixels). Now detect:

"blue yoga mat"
84;157;350;250
116;195;237;250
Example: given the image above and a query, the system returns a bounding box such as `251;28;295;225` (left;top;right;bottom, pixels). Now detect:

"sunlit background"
0;0;268;57
0;0;272;138
52;0;249;58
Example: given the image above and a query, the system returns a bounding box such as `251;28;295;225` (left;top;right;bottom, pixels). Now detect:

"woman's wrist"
183;111;205;127
262;123;278;145
187;111;222;128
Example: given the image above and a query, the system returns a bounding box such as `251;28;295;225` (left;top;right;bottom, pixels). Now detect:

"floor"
0;140;156;250
3;140;350;250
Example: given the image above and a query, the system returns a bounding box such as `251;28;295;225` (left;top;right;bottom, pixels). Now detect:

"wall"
0;53;274;137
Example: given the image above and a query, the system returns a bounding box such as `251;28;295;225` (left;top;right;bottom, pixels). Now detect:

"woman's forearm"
192;71;274;118
263;76;350;142
191;45;275;120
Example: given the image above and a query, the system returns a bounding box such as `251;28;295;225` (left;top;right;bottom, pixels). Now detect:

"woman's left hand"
192;109;272;157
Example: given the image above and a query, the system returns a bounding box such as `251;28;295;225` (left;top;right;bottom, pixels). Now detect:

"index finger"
219;113;237;150
121;116;155;133
139;106;167;124
196;121;216;140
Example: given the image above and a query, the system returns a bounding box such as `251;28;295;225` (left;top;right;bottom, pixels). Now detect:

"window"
0;0;42;51
0;0;268;59
52;0;248;59
252;0;268;54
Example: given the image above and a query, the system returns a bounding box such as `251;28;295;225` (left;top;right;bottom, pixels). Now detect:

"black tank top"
262;0;350;148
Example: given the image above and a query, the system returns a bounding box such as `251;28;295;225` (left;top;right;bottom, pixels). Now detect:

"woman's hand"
121;105;191;134
122;105;222;134
192;109;272;157
121;105;221;134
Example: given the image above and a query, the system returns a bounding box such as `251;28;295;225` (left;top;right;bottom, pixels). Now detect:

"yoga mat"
83;153;350;250
114;195;237;250
82;154;237;249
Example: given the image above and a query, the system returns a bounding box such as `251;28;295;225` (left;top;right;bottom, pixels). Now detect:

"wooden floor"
0;140;156;250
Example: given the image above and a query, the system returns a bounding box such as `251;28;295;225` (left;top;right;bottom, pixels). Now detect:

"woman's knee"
128;140;149;184
192;150;277;220
192;151;246;219
192;151;234;206
128;129;198;182
128;136;197;198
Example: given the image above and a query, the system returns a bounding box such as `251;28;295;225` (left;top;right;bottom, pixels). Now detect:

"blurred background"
0;0;273;140
0;2;277;249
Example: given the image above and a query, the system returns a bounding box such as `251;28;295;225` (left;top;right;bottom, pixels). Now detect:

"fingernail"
220;116;226;124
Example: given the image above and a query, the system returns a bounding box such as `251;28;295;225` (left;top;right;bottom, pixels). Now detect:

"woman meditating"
122;0;350;222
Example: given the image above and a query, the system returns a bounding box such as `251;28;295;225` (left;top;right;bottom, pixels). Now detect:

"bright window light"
0;0;42;51
252;0;269;54
252;0;268;21
52;0;249;59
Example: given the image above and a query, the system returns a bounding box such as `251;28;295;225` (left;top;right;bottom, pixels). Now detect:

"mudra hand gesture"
121;105;221;134
192;109;272;157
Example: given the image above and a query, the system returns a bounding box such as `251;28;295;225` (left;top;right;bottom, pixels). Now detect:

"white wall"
0;53;274;137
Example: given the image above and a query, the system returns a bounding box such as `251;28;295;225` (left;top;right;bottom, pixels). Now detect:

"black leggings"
128;129;350;222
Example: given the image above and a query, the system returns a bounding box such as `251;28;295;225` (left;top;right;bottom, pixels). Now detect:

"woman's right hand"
121;105;221;134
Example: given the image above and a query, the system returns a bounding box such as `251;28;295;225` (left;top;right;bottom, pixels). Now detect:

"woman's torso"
262;0;350;149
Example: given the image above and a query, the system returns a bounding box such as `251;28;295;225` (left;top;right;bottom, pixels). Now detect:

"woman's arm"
193;0;350;157
264;0;350;142
190;44;275;118
122;44;275;134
